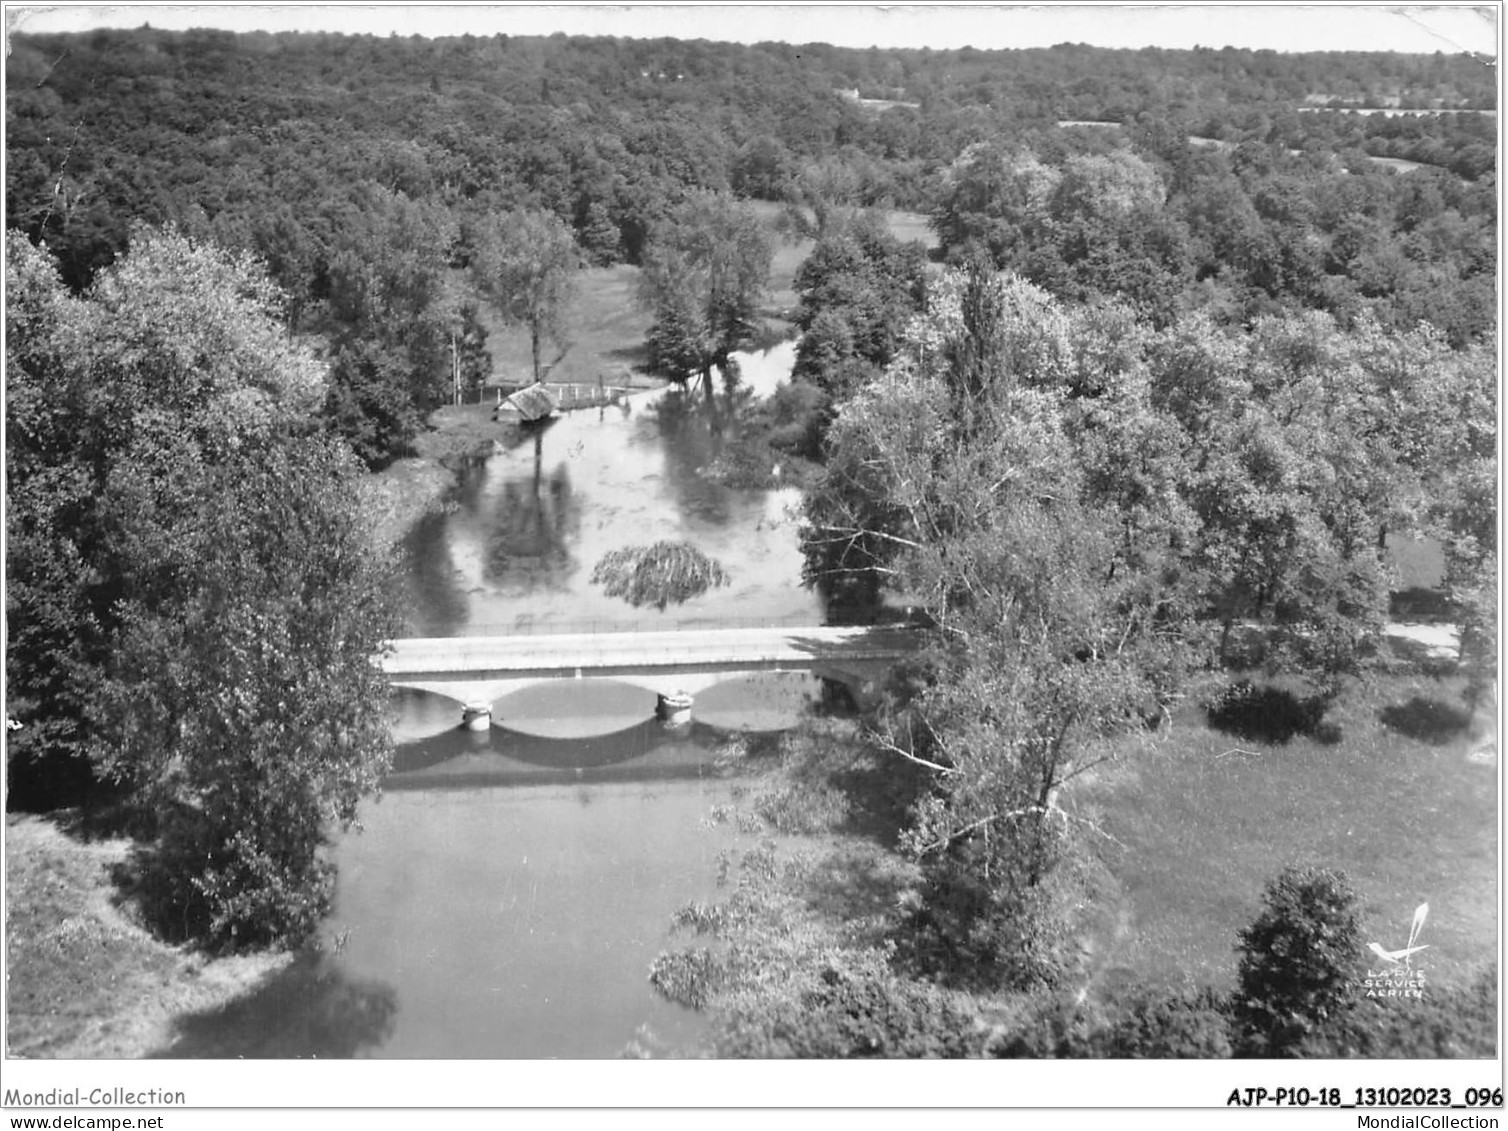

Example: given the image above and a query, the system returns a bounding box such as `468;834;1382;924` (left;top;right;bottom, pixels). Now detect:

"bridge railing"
397;613;914;639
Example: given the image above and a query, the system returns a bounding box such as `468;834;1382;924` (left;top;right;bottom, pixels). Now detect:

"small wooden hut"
495;382;558;424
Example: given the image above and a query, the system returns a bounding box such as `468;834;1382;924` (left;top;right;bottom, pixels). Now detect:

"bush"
1300;966;1498;1058
590;541;729;609
894;846;1080;993
715;965;985;1058
648;948;726;1010
994;988;1233;1059
134;811;333;949
1095;988;1234;1058
990;998;1106;1059
1234;866;1362;1055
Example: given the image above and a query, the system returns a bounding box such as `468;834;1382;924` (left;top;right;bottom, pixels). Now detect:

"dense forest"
5;25;1498;1060
5;28;1498;466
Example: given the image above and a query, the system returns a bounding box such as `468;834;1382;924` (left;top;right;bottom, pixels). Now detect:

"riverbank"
4;814;295;1058
360;405;534;551
658;666;1497;1054
361;404;541;551
360;457;457;551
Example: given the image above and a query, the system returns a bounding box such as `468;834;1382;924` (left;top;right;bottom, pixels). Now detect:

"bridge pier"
656;691;694;728
461;701;493;731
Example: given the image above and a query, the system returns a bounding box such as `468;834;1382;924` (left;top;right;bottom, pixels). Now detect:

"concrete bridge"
382;625;922;725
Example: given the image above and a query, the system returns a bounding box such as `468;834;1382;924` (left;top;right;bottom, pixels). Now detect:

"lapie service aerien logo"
1360;902;1429;999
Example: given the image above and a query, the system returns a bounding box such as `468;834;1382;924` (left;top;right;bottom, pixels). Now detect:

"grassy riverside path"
4;814;295;1058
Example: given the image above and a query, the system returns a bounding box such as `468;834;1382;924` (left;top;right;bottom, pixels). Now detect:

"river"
400;341;820;637
167;344;821;1058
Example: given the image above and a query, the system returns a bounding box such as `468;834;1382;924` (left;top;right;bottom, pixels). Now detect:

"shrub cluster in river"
591;541;731;609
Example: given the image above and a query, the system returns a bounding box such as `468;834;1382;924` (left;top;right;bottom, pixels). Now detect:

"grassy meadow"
473;262;657;394
715;661;1496;1026
475;201;939;389
1074;668;1497;1001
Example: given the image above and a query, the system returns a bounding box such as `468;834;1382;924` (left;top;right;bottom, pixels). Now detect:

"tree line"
793;257;1492;990
632;229;1496;1055
7;27;1495;471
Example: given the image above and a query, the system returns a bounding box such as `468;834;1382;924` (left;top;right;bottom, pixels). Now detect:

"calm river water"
168;345;822;1058
401;341;820;637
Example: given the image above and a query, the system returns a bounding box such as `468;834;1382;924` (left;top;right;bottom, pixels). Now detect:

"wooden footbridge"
494;381;632;421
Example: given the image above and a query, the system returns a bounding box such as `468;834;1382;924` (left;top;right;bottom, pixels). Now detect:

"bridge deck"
382;625;920;677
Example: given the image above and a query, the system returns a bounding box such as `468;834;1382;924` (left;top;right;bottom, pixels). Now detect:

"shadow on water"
148;953;397;1058
387;674;824;788
385;717;729;790
388;687;469;743
639;387;735;526
400;510;469;638
638;372;765;526
483;435;582;593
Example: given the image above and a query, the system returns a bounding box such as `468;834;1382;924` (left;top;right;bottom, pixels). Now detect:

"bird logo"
1367;903;1429;967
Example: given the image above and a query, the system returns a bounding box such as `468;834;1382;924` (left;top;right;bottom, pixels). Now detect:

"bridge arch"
382;625;917;725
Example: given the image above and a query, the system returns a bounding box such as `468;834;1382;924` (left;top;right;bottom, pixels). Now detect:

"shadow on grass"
1390;586;1457;623
744;718;927;847
1205;681;1341;746
1379;696;1475;745
827;747;931;844
50;795;150;842
147;953;397;1058
801;843;917;930
603;343;648;366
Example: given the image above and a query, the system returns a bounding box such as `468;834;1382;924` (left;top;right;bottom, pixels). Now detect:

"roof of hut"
501;382;558;422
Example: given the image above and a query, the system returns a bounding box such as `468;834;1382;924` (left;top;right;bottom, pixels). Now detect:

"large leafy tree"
638;192;772;385
6;230;398;948
317;186;458;467
471;207;580;385
1148;309;1487;682
805;269;1192;988
791;211;928;397
779;157;866;241
92;434;399;948
7;228;324;802
931;144;1060;266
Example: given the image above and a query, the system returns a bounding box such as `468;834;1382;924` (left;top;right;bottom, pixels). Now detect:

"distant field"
477;204;938;383
1189;135;1439;176
475;263;654;393
1077;671;1496;1001
1387;531;1447;591
1369;155;1431;174
746;199;938;332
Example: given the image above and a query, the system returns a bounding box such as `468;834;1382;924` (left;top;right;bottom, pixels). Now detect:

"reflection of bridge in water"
382;625;922;723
